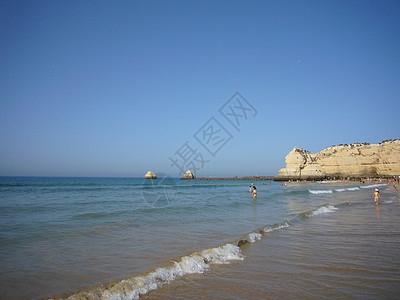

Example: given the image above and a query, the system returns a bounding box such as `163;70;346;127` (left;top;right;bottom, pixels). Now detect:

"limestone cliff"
277;140;400;180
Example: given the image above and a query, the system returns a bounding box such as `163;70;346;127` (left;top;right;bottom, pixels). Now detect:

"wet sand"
143;193;400;299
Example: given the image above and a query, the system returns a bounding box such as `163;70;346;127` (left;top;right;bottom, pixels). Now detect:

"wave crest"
67;243;243;300
65;205;339;300
305;205;338;218
309;189;333;194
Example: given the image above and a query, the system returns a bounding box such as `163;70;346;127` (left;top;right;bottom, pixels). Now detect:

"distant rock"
181;170;195;180
144;171;157;179
277;140;400;180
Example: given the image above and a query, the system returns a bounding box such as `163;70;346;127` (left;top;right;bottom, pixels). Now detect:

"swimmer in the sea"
253;186;257;199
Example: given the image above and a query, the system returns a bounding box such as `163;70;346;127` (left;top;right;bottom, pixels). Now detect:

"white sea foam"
360;183;387;189
309;205;338;217
320;180;341;183
71;243;243;300
311;187;361;193
346;187;360;191
262;222;289;233
200;243;243;264
248;232;262;242
92;206;339;300
309;189;333;194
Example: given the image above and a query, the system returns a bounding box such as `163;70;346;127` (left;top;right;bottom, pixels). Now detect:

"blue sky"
1;0;399;177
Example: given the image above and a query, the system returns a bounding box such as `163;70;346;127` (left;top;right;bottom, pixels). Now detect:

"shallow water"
0;177;399;299
143;194;400;299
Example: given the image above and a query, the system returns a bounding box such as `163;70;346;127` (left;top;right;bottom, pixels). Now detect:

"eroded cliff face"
277;140;400;179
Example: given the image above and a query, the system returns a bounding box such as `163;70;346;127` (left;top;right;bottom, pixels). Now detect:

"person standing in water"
373;189;381;205
253;186;257;199
249;184;253;193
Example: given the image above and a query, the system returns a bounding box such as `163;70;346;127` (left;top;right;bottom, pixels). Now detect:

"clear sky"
1;0;399;177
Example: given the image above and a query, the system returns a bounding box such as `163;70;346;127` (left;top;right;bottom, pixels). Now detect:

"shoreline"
190;176;275;181
188;175;399;182
3;177;399;299
141;184;400;299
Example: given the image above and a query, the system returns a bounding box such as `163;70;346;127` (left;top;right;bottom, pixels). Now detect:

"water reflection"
252;200;257;218
376;205;381;221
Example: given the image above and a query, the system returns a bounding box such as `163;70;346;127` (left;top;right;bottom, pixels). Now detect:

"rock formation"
181;170;196;180
144;171;157;179
277;140;400;180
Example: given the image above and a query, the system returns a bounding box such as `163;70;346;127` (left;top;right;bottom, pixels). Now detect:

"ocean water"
0;177;399;299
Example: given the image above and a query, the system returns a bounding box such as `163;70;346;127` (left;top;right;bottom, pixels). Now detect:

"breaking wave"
303;205;338;218
309;189;333;194
346;187;360;191
310;183;387;195
320;180;341;183
65;204;338;300
359;183;387;189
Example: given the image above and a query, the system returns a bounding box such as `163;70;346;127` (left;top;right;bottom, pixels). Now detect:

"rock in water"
144;171;157;179
181;170;195;180
277;140;400;180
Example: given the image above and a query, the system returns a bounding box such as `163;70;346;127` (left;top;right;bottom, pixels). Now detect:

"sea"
0;176;399;299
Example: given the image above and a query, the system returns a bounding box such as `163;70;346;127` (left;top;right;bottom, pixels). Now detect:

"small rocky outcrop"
181;170;195;180
277;139;400;180
144;171;157;179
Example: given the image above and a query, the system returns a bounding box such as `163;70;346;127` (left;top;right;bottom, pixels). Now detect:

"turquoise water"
0;177;399;299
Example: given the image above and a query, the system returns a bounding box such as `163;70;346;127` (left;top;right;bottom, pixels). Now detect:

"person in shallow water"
253;186;257;199
249;184;253;193
373;189;381;205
